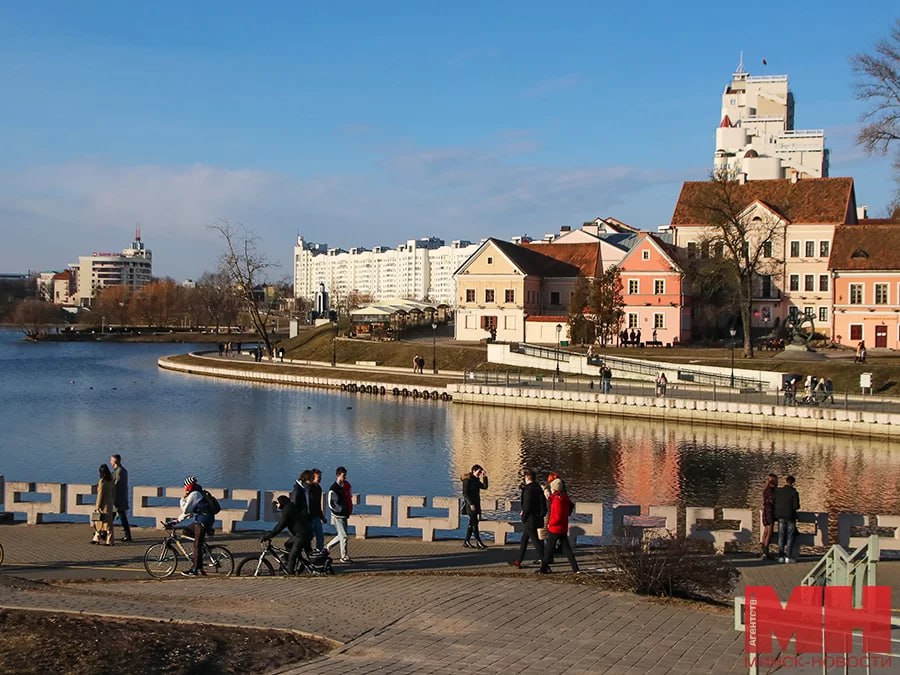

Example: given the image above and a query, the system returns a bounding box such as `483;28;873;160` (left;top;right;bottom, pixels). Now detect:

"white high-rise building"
714;61;828;181
293;236;480;306
70;230;153;306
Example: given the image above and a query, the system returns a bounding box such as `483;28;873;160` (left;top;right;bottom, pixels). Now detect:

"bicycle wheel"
0;542;4;567
236;555;275;577
144;543;178;578
204;545;234;576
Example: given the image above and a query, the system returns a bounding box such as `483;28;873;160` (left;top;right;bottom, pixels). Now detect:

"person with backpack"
508;469;546;568
175;475;216;577
538;478;579;574
325;466;353;563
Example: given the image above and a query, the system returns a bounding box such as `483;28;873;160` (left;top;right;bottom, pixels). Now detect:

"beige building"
69;232;152;307
714;63;828;181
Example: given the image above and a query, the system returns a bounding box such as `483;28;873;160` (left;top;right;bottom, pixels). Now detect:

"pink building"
618;232;691;345
830;223;900;349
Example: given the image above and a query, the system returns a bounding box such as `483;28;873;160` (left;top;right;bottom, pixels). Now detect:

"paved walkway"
1;523;898;673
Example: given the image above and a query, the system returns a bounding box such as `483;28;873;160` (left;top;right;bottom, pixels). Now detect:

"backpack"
201;489;222;515
568;498;576;516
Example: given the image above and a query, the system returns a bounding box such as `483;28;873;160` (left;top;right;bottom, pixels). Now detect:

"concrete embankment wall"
447;383;900;441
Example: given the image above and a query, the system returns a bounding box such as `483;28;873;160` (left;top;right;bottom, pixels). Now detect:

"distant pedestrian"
236;341;242;355
824;377;834;404
416;355;425;373
629;329;636;345
783;379;796;406
509;469;546;568
278;347;285;363
652;328;657;343
814;377;826;404
413;354;421;374
774;475;800;563
655;372;668;397
635;328;641;345
619;329;628;347
461;464;488;549
110;454;132;542
855;340;866;363
308;468;326;552
601;364;612;394
91;464;116;546
217;342;224;356
326;466;353;563
539;478;579;574
759;473;778;560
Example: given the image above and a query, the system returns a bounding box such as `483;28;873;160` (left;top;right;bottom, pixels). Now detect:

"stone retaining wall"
2;475;896;554
447;383;900;440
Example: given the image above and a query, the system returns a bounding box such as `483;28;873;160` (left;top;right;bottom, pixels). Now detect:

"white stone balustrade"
65;483;98;518
4;481;66;524
397;496;461;542
765;511;829;548
839;513;900;552
569;501;604;543
477;499;517;545
607;504;641;538
686;507;753;552
347;494;392;539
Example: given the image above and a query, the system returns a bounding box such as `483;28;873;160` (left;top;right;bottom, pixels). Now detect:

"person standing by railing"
774;475;800;563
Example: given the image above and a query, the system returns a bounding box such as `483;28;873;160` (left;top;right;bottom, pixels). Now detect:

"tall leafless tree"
851;19;900;209
210;220;280;354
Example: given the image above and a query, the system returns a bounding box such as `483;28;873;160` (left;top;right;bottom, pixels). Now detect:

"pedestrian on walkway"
774;475;800;563
290;470;312;551
176;475;215;576
461;464;488;549
509;469;546;568
539;478;579;574
326;467;353;563
308;468;327;552
110;454;132;542
759;473;778;560
600;364;612;394
655;372;668;397
262;495;309;575
824;377;834;404
855;340;866;363
91;464;116;545
413;354;421;373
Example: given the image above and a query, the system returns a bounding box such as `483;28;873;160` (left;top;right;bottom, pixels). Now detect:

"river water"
0;329;898;518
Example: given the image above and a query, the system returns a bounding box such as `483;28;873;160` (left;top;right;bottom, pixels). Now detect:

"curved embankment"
158;353;453;402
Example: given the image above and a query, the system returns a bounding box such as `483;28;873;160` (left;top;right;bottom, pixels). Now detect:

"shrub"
606;535;739;602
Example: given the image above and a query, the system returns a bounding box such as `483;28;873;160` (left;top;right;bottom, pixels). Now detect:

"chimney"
857;205;868;220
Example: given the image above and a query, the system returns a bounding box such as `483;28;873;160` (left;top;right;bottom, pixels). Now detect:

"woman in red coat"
538;478;579;574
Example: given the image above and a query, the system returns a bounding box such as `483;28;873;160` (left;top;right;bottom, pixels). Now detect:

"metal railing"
801;535;879;604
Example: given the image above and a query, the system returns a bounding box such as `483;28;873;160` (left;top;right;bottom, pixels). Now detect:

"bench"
645;340;663;347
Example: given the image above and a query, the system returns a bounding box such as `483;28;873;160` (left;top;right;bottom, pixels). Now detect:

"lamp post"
729;326;737;388
331;321;337;367
431;321;438;374
555;323;562;389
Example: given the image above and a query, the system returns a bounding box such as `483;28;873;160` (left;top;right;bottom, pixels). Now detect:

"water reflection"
0;330;897;521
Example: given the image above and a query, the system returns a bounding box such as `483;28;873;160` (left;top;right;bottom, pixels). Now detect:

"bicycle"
236;538;334;577
143;520;234;578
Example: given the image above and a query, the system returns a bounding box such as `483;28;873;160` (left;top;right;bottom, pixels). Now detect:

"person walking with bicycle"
176;476;214;577
262;495;310;575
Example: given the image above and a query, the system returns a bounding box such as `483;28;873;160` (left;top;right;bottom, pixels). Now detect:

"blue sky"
1;3;896;280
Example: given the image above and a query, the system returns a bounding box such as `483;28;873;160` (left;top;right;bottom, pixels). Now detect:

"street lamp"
431;321;438;374
331;321;338;367
729;326;737;388
555;323;562;389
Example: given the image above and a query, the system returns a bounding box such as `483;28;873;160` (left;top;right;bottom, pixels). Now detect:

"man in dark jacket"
308;468;327;552
262;495;311;575
509;469;546;568
774;475;800;563
110;454;132;542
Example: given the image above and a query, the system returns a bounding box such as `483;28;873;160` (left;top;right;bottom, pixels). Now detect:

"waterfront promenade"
1;523;898;673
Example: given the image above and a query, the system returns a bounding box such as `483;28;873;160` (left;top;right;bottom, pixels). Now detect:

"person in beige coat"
91;464;116;545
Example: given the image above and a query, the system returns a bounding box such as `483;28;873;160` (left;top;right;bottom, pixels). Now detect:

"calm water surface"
1;329;898;517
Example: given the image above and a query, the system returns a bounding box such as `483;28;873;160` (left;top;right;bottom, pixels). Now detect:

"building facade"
293;236;479;307
69;232;152;307
714;65;828;181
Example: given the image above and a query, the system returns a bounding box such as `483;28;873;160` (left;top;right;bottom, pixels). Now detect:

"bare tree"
210;221;279;354
851;19;900;207
685;169;786;357
13;299;63;339
92;285;132;327
195;270;239;332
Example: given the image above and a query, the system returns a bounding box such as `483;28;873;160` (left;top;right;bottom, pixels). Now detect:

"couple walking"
90;454;131;546
515;470;579;574
760;473;801;563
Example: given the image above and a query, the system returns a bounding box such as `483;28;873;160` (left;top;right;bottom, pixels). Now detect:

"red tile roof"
829;224;900;271
521;242;603;277
671;177;856;226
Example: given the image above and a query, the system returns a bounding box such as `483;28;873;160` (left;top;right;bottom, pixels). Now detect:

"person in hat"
175;475;215;576
538;478;579;574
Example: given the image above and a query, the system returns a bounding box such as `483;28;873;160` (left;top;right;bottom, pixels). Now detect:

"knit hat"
550;478;562;493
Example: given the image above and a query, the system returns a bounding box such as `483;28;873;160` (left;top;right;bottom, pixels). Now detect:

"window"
654;280;665;295
701;242;710;258
550;291;560;305
504;315;516;330
818;307;828;323
850;324;863;341
819;275;829;292
762;240;773;257
687;242;697;258
465;314;475;329
875;283;888;304
481;316;497;330
487;256;493;265
849;284;863;305
465;289;475;303
804;306;814;318
761;275;772;298
805;241;815;257
789;306;799;321
714;241;724;258
628;313;638;328
653;313;665;329
642;250;650;260
484;289;495;303
628;279;639;294
789;275;799;291
790;241;800;257
804;275;814;292
820;241;830;257
504;289;515;303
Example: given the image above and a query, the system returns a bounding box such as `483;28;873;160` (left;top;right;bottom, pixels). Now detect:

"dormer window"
642;250;650;260
851;248;869;259
487;256;493;264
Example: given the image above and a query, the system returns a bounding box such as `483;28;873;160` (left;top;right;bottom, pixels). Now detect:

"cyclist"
262;495;311;575
175;475;214;577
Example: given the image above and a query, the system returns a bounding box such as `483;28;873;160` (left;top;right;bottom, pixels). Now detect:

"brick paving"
0;523;898;674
